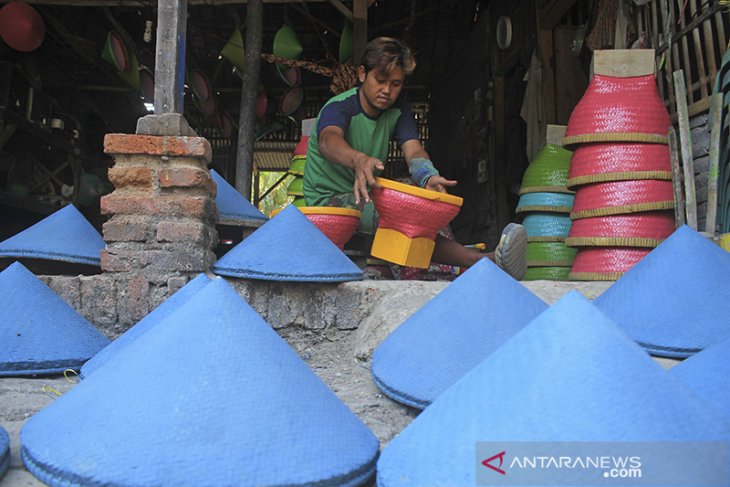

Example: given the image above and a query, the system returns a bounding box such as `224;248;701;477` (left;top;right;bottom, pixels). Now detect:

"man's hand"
425;175;457;193
353;153;384;205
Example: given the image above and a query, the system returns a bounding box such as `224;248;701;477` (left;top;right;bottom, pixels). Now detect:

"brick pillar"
101;134;218;326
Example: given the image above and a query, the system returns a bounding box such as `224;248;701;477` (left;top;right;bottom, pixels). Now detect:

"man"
303;37;526;278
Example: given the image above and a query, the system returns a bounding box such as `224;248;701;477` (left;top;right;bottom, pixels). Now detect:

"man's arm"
319;125;383;205
401;139;457;193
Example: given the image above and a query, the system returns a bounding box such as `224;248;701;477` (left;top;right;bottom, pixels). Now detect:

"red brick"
100;194;158;216
158;168;216;194
103;220;149;242
108;167;154;189
104;134;212;162
156;221;207;243
119;275;149;322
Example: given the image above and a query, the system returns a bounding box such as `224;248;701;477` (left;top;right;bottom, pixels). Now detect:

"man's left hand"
425;176;457;193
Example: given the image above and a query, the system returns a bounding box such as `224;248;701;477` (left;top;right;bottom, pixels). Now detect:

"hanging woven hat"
221;26;244;71
21;278;379;487
567;142;672;188
271;206;360;250
339;22;353;64
563;74;671;146
0;2;45;52
669;337;730;420
273;25;303;60
279;87;303;116
287;176;304;196
0;262;109;376
189;69;212;102
294;135;309;156
139;65;154;102
569;247;651;281
210;170;267;226
566;211;675;247
515;192;574;214
523;266;571;280
522;213;572;242
288;156;306;176
117;48;140;91
570;179;674;219
275;64;301;87
80;274;212;379
526;241;577;266
100;31;128;71
371;259;548;409
212;204;363;282
594;225;730;358
376;292;730;486
0;204;104;266
519;143;573;194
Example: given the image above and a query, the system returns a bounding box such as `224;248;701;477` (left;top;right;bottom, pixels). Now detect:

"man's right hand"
353;153;384;205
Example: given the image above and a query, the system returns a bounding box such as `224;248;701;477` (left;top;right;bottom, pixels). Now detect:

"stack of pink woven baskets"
563;73;676;280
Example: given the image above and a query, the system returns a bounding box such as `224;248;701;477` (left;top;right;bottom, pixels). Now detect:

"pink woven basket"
564;74;670;146
565;211;675;247
305;212;359;250
569;247;652;281
567;143;672;188
371;179;462;239
570;179;674;219
294;136;309;156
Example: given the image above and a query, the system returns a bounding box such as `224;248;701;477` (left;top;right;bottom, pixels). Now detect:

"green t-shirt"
302;87;419;206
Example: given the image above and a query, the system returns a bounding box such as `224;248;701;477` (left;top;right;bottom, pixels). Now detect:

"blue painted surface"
371;259;548;409
516;192;575;211
0;262;109;376
377;292;730;486
595;225;730;358
522;213;573;238
21;278;378;487
210;169;268;223
212;204;363;282
0;205;104;265
80;273;212;378
0;426;8;481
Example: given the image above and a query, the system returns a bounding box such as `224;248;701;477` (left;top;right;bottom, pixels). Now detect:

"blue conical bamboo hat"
21;278;378;487
377;292;730;486
210;169;268;225
0;262;109;376
0;426;8;480
0;204;103;265
80;273;211;378
371;258;548;409
212;204;363;282
670;337;730;420
594;225;730;358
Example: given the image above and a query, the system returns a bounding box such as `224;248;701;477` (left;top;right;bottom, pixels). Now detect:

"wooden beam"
154;0;187;115
0;0;332;5
327;0;353;21
352;0;367;65
538;0;578;30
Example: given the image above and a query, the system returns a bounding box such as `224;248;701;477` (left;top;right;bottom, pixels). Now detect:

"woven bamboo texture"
570;180;674;219
567;143;672;188
565;211;675;247
569;247;651;281
526;242;578;267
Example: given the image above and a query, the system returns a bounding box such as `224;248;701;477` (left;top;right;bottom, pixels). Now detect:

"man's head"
357;37;416;116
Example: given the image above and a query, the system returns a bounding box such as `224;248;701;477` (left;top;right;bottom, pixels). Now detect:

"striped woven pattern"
523;266;572;280
570;179;674;219
519;144;573;194
567;143;672;187
516;192;575;214
522;213;572;240
371;186;461;240
526;242;577;266
563;74;671;146
569;247;651;281
566;211;675;247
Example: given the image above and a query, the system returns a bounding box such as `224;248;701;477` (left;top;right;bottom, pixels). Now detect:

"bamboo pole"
706;93;722;234
673;69;698;229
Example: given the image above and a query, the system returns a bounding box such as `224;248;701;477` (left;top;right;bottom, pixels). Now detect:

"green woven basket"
526;241;577;267
523;266;572;281
288;157;306;176
519;144;573;194
287;176;303;196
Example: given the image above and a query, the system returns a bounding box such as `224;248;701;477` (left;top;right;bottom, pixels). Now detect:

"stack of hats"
563;53;674;280
516;129;576;280
287;135;308;207
273;25;304;117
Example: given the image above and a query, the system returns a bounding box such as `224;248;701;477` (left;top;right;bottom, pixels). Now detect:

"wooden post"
673;70;698;230
352;0;367;64
235;0;263;200
154;0;187;115
706;93;722;235
668;127;686;227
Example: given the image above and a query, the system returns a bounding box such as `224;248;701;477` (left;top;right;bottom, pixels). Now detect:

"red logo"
482;451;507;475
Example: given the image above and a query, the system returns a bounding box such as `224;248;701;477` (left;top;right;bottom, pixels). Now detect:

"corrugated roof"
253;140;297;172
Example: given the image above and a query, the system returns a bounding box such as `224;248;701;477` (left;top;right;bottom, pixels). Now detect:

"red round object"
0;2;45;52
570;247;651;280
198;95;217;116
190;69;212;102
306;213;359;250
568;143;672;187
279;87;303;116
564;74;670;145
566;211;675;247
294;136;309;156
570;179;674;219
256;91;267;119
139;66;154;101
371;186;461;240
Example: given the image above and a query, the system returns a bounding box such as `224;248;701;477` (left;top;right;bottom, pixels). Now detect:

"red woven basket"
570;179;674;219
565;211;675;247
271;207;360;250
564;74;670;146
371;178;463;239
569;247;652;281
567;143;672;188
294;136;309;156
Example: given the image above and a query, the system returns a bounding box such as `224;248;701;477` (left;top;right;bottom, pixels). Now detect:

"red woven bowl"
567;143;672;188
570;180;674;219
371;177;463;239
271;206;360;249
564;74;670;146
569;247;652;281
0;2;45;52
294;136;309;156
565;211;675;247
